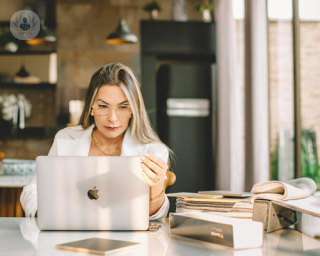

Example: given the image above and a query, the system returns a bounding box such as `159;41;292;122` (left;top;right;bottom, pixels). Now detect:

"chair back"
164;170;176;192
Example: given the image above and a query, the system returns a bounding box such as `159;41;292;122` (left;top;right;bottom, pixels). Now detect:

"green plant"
271;145;279;180
272;129;320;188
142;1;162;12
195;1;213;13
301;130;320;184
0;28;27;49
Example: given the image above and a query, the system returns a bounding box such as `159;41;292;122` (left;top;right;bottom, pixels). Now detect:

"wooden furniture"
164;170;176;192
0;187;24;217
0;152;31;217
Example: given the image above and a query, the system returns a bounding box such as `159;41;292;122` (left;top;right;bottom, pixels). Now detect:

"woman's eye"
98;105;108;109
120;105;129;109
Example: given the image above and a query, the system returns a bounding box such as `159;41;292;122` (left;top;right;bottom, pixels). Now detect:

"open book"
250;177;317;203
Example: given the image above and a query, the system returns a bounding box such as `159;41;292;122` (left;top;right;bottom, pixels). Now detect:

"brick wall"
0;0;204;159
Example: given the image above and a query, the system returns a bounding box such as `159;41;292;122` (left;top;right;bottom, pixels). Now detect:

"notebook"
55;238;141;255
36;156;149;230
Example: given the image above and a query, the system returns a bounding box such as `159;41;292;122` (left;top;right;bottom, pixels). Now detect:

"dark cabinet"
141;21;217;213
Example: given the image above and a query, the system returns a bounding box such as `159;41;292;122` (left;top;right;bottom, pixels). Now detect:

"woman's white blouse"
20;124;170;219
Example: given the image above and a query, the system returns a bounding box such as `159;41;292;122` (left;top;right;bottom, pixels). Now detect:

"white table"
1;218;320;255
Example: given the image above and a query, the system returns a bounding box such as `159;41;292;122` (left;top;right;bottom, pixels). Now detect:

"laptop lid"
36;156;149;231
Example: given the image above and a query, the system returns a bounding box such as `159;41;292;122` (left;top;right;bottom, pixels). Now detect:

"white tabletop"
0;175;34;187
1;218;320;255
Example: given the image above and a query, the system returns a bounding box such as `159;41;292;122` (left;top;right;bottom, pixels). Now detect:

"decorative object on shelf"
0;159;36;175
195;0;214;22
0;27;25;52
0;151;4;170
142;1;162;20
0;94;32;129
68;100;84;127
171;0;188;22
13;63;41;84
0;73;14;83
106;0;138;44
4;42;18;52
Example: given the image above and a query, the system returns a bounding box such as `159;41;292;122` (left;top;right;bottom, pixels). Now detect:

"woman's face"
92;84;132;139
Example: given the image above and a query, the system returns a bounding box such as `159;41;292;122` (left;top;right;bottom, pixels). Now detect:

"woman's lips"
105;126;119;131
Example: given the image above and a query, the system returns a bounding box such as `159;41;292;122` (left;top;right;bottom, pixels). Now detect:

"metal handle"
167;109;209;117
166;98;210;117
167;98;210;109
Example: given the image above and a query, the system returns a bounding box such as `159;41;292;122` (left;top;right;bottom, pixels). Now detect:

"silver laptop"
36;156;149;231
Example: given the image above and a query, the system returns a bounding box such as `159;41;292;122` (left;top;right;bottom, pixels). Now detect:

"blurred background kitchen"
0;0;320;235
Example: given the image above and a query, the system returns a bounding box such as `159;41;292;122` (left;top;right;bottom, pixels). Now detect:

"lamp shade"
27;21;56;45
106;19;138;44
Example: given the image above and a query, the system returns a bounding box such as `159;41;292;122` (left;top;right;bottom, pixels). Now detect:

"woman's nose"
107;108;118;122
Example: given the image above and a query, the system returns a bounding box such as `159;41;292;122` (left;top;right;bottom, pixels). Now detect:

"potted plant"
0;28;19;52
142;1;162;20
195;0;213;22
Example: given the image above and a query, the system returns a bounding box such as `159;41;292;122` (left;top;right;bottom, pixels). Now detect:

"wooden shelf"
0;127;60;139
0;50;56;56
0;82;56;89
0;83;57;128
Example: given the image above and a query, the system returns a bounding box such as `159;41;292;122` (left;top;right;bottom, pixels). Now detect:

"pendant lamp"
106;1;137;44
26;20;56;45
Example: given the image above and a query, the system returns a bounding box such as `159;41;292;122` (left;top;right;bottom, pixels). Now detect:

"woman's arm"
20;134;59;217
149;195;170;220
140;152;170;218
20;175;38;217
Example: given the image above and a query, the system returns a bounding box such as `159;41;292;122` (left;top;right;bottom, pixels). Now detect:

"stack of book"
167;191;253;219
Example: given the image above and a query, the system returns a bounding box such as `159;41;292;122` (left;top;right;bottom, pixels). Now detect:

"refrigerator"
156;63;216;213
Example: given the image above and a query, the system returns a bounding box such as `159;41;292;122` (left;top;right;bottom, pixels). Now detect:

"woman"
20;63;175;219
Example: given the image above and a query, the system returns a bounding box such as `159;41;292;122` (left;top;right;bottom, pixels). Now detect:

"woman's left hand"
140;153;168;187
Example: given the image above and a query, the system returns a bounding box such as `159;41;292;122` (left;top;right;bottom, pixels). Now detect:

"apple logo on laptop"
87;186;99;200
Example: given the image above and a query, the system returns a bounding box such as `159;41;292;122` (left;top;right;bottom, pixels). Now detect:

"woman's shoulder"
141;141;167;152
140;142;169;163
54;125;94;140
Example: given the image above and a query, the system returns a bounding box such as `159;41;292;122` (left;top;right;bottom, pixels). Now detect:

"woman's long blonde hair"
79;63;175;171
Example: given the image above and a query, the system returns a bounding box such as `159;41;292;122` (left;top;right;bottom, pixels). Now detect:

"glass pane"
299;0;320;188
268;0;295;181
